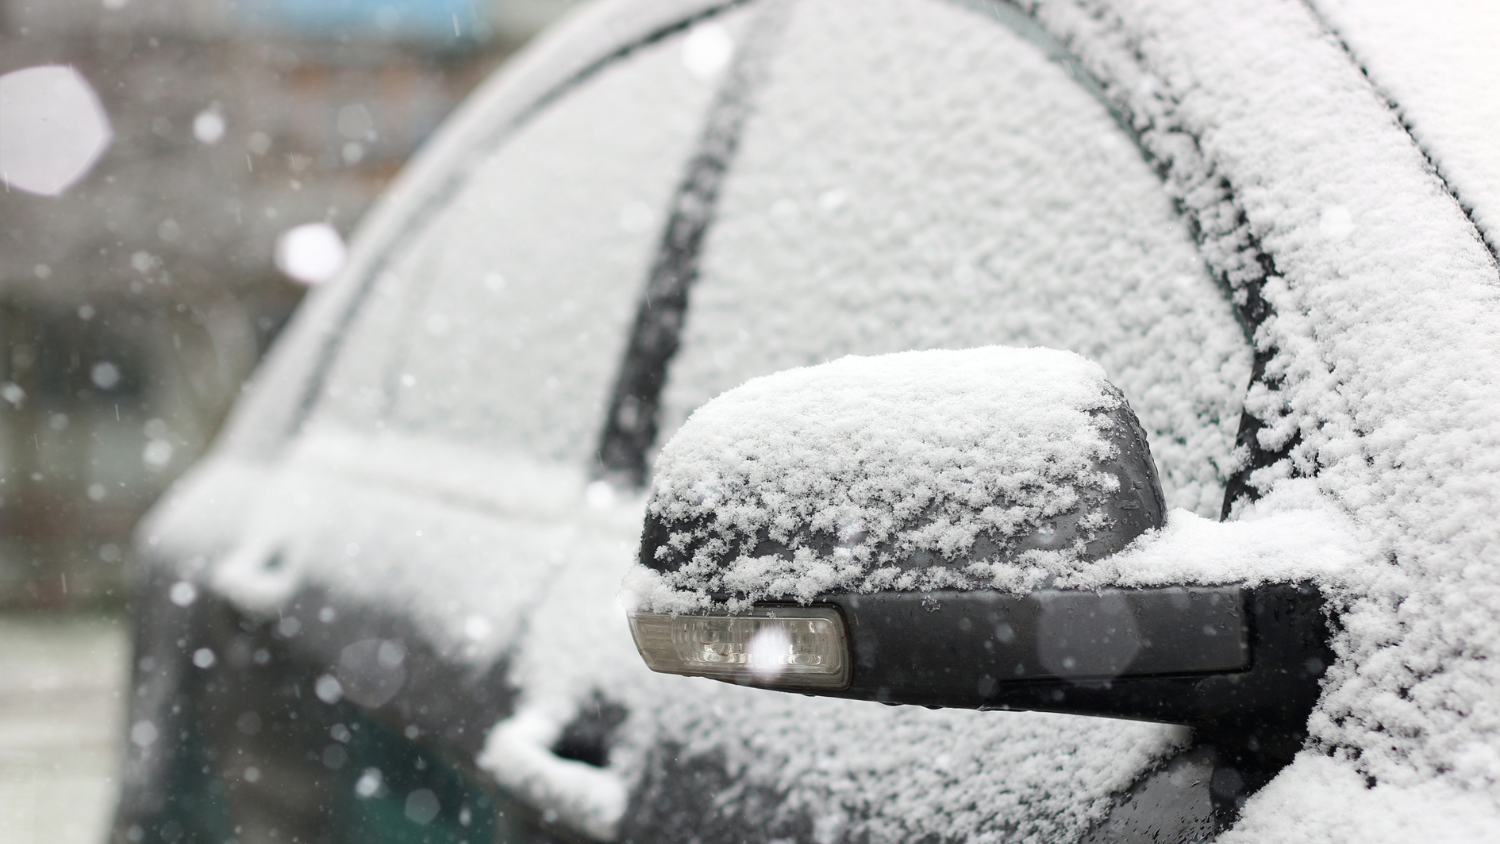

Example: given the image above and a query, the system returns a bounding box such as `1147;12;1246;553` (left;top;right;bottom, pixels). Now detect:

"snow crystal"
681;22;735;78
129;720;158;749
90;362;121;390
404;789;441;825
314;675;343;705
0;65;112;196
192;109;225;145
354;767;381;798
274;222;346;285
167;581;197;607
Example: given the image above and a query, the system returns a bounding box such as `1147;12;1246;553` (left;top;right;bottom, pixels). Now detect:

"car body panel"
117;0;1500;841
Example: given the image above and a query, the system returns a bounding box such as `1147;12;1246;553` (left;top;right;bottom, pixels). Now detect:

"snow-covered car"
112;0;1500;842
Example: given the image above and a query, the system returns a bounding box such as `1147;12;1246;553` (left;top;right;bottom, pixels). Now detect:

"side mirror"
625;348;1330;762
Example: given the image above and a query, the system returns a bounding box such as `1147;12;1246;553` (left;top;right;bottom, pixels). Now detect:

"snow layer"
1060;505;1360;591
164;0;1500;837
635;347;1128;611
1019;0;1500;829
660;0;1250;519
215;0;740;459
627;685;1186;844
1220;754;1499;844
313;19;721;465
176;429;583;667
479;705;629;842
1311;0;1500;256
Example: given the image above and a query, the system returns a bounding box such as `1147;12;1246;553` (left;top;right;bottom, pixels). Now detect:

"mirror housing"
626;348;1330;760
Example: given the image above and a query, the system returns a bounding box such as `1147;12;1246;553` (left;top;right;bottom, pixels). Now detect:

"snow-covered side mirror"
625;348;1329;761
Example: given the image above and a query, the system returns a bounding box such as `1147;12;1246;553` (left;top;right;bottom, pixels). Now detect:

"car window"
657;0;1252;518
307;17;729;465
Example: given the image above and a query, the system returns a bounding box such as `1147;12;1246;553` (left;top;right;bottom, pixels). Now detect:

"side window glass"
310;17;732;465
659;0;1251;517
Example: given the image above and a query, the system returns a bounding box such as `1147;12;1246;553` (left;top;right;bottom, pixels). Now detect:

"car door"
114;7;744;843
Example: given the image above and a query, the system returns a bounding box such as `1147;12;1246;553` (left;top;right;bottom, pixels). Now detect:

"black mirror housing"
636;347;1168;601
821;583;1329;758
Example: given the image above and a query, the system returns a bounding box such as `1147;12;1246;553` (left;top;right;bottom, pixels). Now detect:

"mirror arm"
817;583;1330;765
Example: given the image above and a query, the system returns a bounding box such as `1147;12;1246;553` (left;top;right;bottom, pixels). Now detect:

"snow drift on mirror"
629;347;1138;612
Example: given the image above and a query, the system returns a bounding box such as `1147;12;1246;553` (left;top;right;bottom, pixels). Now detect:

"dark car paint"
118;562;593;844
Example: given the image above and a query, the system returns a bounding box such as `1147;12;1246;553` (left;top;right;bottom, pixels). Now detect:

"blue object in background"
235;0;494;41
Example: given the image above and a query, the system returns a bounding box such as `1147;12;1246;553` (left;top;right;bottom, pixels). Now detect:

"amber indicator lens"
628;606;851;691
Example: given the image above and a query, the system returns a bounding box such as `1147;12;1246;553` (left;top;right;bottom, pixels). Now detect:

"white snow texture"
636;347;1128;611
157;0;1500;839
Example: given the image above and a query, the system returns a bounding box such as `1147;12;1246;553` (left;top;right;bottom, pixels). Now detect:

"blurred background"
0;0;573;839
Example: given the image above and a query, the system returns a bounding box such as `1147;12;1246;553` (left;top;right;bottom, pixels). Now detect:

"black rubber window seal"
594;2;789;490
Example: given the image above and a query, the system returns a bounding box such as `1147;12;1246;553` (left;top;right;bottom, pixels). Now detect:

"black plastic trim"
814;582;1328;763
832;587;1248;690
595;2;787;489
